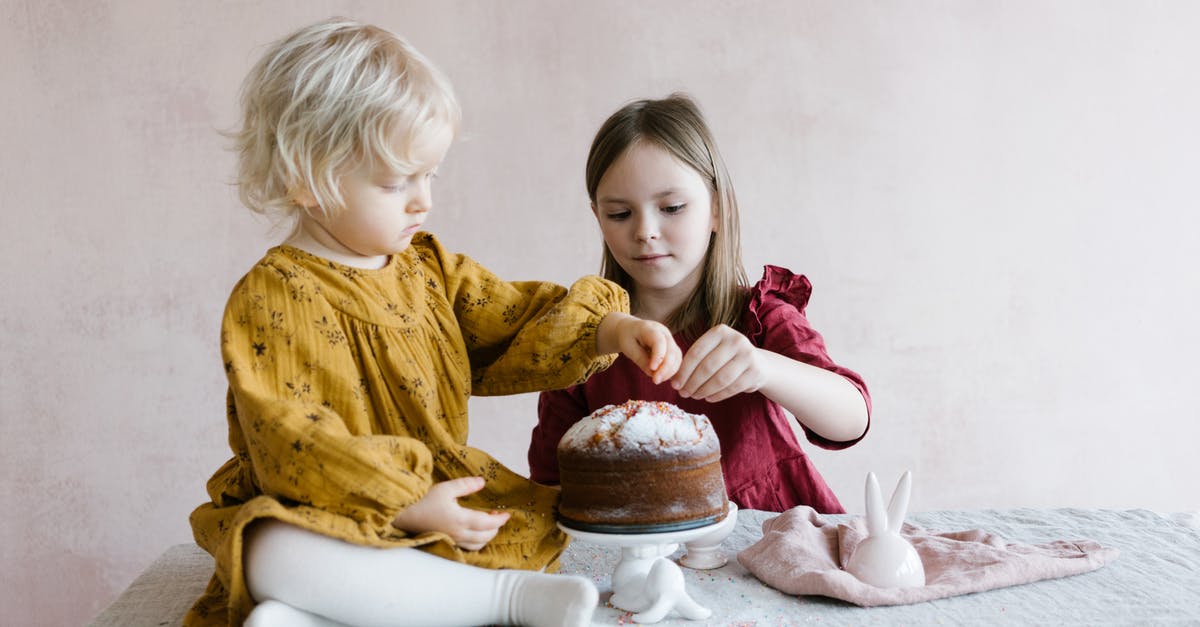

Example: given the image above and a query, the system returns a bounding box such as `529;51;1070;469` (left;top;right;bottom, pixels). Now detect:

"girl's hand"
391;477;510;551
671;324;767;403
600;313;681;384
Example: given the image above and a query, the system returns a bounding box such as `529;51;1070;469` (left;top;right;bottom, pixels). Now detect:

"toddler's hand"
391;477;510;551
615;315;682;384
671;324;767;403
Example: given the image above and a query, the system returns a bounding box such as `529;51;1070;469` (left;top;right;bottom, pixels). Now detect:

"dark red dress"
528;266;871;513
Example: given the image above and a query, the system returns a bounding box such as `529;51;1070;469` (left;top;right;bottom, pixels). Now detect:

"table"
90;508;1200;626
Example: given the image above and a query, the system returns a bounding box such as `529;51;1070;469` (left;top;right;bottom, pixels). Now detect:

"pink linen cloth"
737;506;1119;607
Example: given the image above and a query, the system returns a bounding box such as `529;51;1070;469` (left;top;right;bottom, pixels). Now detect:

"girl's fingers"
689;344;744;398
673;334;718;392
687;368;723;400
697;363;752;403
674;326;741;386
678;340;733;397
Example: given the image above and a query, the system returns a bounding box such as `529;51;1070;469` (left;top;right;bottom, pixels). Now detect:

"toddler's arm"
423;234;658;393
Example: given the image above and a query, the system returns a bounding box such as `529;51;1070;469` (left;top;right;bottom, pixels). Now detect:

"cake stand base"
559;503;739;624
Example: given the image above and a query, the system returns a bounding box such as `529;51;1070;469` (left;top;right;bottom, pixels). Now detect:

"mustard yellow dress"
185;233;628;626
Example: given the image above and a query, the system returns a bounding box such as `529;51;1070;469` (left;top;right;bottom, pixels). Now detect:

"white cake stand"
558;502;739;624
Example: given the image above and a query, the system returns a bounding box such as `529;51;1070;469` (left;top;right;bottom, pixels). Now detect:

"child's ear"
291;186;318;209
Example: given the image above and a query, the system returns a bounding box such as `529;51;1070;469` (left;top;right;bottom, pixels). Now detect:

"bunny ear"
863;472;887;536
886;470;913;534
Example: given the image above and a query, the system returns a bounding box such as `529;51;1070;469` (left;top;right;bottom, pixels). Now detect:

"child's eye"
381;182;407;193
605;211;631;221
661;204;686;214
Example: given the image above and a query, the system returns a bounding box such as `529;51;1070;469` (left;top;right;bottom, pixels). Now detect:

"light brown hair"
585;94;749;338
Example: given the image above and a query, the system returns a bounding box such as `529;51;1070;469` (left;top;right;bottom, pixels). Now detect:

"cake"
555;400;729;532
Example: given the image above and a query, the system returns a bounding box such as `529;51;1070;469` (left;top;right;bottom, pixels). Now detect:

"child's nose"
635;214;660;241
407;180;432;213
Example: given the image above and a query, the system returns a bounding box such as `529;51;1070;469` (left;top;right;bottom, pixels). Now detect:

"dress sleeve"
222;264;435;535
418;235;630;396
528;386;591;484
745;265;872;450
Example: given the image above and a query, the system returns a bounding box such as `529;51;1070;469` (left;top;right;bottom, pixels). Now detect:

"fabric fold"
738;506;1119;607
743;265;812;342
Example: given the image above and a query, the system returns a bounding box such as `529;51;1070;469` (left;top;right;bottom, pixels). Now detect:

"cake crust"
556;401;729;530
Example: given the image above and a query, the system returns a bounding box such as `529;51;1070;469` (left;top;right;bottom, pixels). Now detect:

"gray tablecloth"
91;508;1200;626
569;508;1200;625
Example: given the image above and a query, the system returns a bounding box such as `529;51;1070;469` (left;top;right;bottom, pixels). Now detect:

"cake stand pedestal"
559;503;739;624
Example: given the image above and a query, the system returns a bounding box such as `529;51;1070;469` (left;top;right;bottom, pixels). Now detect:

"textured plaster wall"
2;2;1197;624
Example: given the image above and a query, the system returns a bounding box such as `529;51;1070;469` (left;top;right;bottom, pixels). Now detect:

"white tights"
242;520;598;627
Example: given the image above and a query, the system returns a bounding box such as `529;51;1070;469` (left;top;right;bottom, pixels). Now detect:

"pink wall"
2;2;1198;624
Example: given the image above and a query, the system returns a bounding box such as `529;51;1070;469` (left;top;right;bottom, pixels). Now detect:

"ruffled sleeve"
413;233;630;396
744;265;814;340
745;265;872;450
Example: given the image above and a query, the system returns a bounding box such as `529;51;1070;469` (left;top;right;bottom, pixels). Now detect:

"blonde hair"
233;17;460;221
585;93;749;338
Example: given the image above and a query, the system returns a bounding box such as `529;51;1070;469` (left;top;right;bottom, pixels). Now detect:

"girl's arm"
671;268;871;445
756;344;869;443
671;325;869;443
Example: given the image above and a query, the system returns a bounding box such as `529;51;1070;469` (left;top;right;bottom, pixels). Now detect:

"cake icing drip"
559;400;719;454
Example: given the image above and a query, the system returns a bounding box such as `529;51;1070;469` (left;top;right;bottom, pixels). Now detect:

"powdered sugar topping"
559;400;719;453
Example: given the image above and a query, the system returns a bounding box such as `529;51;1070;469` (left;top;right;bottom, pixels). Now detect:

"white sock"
244;519;598;627
500;570;599;627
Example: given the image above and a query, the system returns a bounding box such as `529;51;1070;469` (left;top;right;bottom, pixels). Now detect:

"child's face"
593;141;716;300
311;124;453;260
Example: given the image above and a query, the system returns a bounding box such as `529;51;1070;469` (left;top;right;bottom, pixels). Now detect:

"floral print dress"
185;233;628;626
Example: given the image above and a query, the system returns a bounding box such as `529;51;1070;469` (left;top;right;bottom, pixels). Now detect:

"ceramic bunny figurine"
844;470;926;588
610;545;711;623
